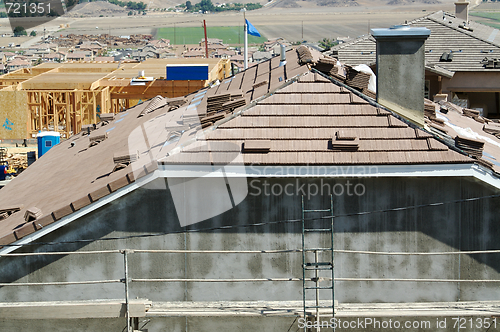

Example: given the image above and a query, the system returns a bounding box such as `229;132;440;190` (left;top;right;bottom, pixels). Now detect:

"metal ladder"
302;195;334;331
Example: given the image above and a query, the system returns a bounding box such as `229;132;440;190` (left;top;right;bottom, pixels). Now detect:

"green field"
156;26;266;45
470;12;500;29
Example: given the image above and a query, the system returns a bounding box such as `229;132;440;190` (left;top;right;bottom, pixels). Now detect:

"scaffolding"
2;246;500;331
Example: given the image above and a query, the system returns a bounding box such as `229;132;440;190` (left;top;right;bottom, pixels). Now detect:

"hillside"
66;2;129;17
270;0;359;8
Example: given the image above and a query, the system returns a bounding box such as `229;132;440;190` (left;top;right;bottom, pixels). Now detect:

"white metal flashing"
2;162;500;255
158;163;478;178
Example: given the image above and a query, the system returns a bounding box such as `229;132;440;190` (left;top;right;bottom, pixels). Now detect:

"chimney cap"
371;26;431;39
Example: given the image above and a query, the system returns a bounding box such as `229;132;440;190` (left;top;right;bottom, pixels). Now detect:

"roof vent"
0;207;21;221
167;96;186;111
112;152;138;172
100;113;115;124
24;207;42;222
81;124;97;136
330;131;359;151
89;133;108;147
242;140;271;153
482;57;500;69
440;52;453;62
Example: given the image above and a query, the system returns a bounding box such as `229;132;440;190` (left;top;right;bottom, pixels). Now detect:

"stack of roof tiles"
455;135;484;158
296;45;314;64
345;66;371;90
462;108;487;124
483;123;500;138
207;93;231;112
139;96;166;117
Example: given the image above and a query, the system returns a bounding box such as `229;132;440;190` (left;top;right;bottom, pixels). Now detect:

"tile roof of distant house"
231;55;244;61
0;47;483;251
7;58;30;66
94;56;115;62
328;10;500;73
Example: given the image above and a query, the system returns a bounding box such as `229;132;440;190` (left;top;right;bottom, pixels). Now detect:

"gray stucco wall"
0;176;499;331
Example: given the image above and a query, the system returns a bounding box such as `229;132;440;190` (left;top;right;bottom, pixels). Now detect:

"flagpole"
243;9;248;70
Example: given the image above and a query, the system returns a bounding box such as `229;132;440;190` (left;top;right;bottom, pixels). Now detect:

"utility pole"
302;21;303;40
203;20;208;58
174;23;176;45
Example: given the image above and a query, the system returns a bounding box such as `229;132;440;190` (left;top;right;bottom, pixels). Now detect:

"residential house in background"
328;2;500;118
6;58;31;71
252;50;272;63
67;51;93;61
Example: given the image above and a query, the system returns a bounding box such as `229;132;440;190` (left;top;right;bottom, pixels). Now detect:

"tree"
186;0;192;9
30;30;37;36
128;10;133;15
13;26;27;37
198;0;214;12
318;38;337;50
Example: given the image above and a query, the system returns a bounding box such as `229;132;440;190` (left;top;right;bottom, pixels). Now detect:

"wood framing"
0;59;230;139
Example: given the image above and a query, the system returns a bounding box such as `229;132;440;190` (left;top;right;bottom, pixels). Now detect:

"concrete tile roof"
426;99;500;174
329;10;500;73
0;48;475;248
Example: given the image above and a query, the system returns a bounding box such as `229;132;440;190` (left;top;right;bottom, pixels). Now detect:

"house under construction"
0;58;230;140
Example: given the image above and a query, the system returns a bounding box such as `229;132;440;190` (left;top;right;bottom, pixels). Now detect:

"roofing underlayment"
0;48;485;249
329;11;500;73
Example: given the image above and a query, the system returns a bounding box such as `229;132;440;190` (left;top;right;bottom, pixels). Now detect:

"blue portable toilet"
37;131;60;158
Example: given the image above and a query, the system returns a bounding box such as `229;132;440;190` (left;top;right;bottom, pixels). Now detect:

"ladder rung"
304;229;331;232
303;248;333;251
303;209;331;212
305;262;331;266
305;306;335;309
304;267;333;270
305;286;334;290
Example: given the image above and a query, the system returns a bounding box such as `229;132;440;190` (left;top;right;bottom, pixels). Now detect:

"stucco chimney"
371;25;431;127
455;1;469;22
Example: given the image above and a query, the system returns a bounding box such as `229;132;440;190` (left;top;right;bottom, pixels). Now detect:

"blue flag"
245;19;261;37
